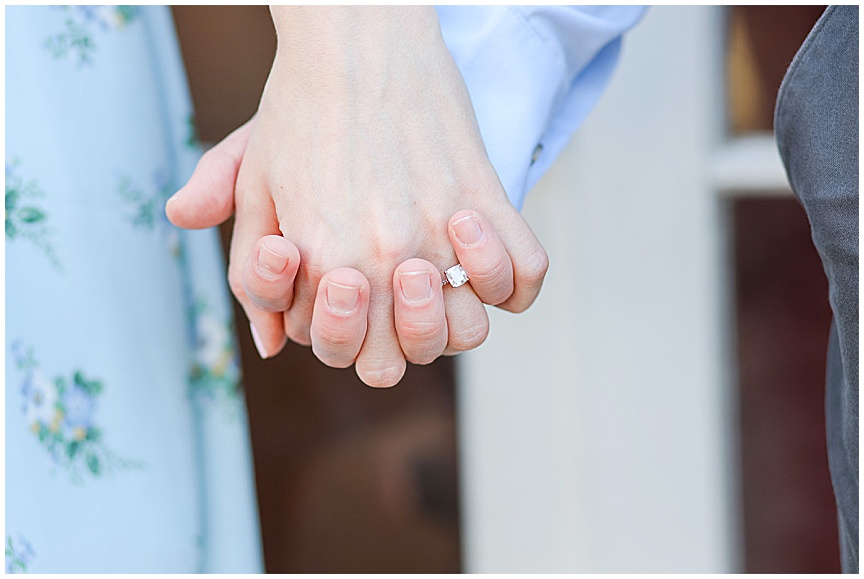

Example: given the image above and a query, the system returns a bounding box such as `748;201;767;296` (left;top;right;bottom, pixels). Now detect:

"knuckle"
405;348;442;366
503;300;529;314
312;343;357;369
448;320;489;352
240;275;290;312
370;230;417;266
315;323;361;350
503;249;549;314
469;260;514;305
498;294;533;314
519;248;550;286
500;288;539;314
399;320;446;365
246;280;287;308
398;318;443;342
248;296;285;314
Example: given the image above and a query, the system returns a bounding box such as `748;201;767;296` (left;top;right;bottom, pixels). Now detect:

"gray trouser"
775;5;859;573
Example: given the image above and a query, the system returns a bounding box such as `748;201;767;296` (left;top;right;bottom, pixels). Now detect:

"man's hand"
167;126;544;386
168;7;549;387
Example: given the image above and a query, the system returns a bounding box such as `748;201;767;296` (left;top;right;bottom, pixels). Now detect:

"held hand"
169;127;534;380
232;7;546;386
168;7;549;387
241;210;524;366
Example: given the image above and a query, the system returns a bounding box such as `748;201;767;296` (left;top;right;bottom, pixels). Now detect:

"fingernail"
399;271;433;303
452;215;484;246
256;240;289;279
250;322;268;359
326;281;361;314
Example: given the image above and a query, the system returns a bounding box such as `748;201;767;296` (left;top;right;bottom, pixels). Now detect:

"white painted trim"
712;134;793;196
457;6;740;572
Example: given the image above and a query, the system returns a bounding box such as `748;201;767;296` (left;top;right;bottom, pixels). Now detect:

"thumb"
166;117;255;230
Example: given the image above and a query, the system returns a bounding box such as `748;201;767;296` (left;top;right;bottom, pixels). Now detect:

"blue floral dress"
6;6;263;573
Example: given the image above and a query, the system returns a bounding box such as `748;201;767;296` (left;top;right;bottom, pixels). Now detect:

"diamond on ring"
443;264;469;288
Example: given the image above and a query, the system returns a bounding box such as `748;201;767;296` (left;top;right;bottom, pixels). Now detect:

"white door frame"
456;6;789;572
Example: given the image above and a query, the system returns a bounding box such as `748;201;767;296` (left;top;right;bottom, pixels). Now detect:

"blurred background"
172;5;837;573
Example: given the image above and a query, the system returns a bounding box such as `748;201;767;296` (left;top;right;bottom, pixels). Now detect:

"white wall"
457;6;742;572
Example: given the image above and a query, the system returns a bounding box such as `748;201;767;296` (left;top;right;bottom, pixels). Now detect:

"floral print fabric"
6;6;262;572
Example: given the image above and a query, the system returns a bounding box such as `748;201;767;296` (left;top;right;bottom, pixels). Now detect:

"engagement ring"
443;264;469;288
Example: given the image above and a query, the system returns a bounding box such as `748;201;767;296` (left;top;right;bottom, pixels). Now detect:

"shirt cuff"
437;6;645;210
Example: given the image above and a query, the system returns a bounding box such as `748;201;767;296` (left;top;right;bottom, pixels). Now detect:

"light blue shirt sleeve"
436;6;645;210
